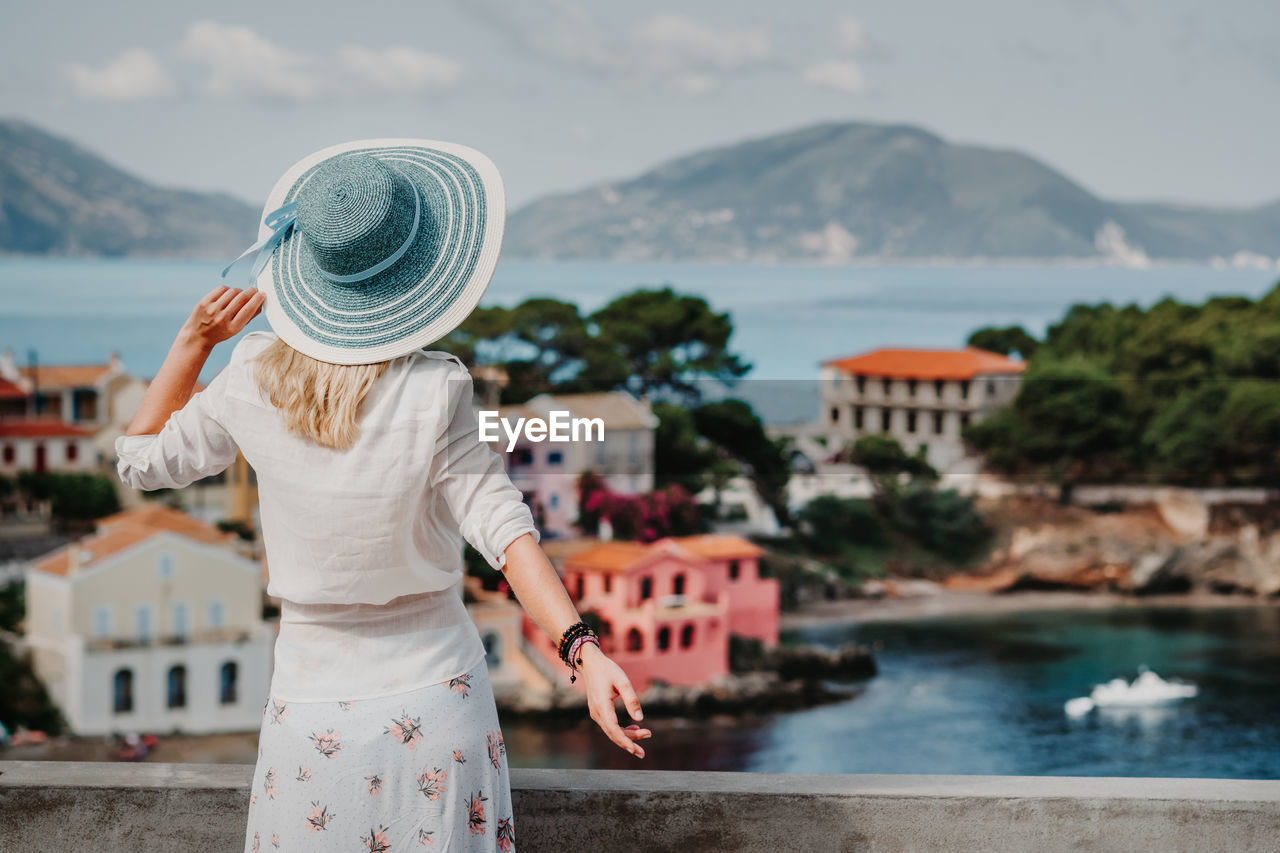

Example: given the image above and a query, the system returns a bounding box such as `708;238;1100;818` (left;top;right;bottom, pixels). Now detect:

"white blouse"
114;329;539;701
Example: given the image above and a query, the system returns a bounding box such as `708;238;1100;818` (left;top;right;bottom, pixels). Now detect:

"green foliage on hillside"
966;283;1280;486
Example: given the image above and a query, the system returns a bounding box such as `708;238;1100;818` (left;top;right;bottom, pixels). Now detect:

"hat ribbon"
221;201;299;283
219;181;421;286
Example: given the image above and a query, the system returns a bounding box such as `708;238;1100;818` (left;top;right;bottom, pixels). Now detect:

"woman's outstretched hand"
576;643;651;758
181;285;265;351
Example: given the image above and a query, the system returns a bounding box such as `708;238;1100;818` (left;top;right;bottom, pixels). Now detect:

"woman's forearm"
126;285;264;436
499;532;582;645
126;327;213;435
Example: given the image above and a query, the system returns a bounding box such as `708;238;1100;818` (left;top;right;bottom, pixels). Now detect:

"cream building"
23;504;274;736
819;347;1025;473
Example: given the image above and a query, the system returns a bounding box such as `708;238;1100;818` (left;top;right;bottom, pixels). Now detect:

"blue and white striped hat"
224;138;504;365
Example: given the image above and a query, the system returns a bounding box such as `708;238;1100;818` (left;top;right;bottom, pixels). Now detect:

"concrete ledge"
2;761;1279;852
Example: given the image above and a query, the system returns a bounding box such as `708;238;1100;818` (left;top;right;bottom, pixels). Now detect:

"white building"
0;418;98;475
818;347;1025;474
22;504;274;736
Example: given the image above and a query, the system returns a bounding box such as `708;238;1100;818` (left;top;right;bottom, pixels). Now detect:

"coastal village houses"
524;534;779;691
818;347;1025;473
493;391;658;539
22;504;274;736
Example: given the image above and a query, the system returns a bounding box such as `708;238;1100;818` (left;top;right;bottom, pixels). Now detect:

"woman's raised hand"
576;643;651;758
181;285;266;351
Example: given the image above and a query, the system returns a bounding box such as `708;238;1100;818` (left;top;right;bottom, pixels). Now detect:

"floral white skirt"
243;659;515;852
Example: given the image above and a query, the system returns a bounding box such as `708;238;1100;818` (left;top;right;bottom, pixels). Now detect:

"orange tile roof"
823;347;1026;380
19;364;113;390
565;534;761;573
0;418;94;438
0;378;26;400
30;504;236;577
672;534;765;560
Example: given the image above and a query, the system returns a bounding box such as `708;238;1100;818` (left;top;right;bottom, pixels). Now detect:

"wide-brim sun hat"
223;138;504;365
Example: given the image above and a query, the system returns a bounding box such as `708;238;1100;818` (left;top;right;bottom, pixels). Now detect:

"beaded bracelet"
566;634;601;684
557;620;596;664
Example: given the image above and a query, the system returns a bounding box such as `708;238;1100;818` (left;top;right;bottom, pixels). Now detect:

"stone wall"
3;760;1280;852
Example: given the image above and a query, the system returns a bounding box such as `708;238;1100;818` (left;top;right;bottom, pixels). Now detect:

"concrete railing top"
3;761;1280;852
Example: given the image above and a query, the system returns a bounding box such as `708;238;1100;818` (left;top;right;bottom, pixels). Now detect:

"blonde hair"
250;337;391;451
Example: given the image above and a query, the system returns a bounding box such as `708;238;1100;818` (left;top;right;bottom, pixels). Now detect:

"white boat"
1064;668;1198;717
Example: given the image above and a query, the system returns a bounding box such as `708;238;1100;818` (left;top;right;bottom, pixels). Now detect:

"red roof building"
818;346;1025;473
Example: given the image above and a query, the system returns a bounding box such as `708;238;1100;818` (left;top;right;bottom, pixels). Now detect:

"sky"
2;0;1278;211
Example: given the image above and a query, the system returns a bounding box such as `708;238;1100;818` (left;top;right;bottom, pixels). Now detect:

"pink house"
521;534;779;691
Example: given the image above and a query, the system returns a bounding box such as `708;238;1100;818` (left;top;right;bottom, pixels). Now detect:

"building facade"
493;391;658;539
0;418;98;476
819;347;1025;473
524;534;778;691
23;505;274;736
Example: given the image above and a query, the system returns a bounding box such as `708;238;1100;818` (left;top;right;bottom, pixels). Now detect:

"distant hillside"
0;119;256;257
507;121;1280;263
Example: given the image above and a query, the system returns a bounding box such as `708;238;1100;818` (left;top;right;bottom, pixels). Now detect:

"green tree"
584;287;750;400
967;325;1039;359
692;399;793;525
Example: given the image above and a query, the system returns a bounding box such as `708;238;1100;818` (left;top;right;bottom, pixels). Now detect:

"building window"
172;602;188;641
934;379;945;399
66;441;78;461
639;577;652;600
93;605;112;638
167;665;187;708
907;379;918;397
575;574;584;599
157;554;174;580
934;412;945;434
881;409;892;432
728;560;740;581
853;407;864;430
482;631;503;668
626;628;643;653
960;413;971;430
656;626;671;652
680;624;695;649
830;406;840;423
547;450;564;465
1;444;12;464
550;493;560;509
673;573;685;596
960;380;971;400
515;448;533;466
136;605;152;644
220;661;238;704
208;600;225;629
604;575;612;594
881;378;892;395
906;410;917;433
856;376;866;395
987;380;997;397
113;669;134;713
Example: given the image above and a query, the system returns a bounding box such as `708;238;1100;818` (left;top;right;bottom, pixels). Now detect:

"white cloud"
835;16;868;53
458;2;771;95
176;21;462;102
630;13;771;73
66;49;176;101
178;21;320;101
803;59;868;95
336;46;461;94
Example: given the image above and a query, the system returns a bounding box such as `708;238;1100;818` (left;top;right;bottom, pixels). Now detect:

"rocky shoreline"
493;641;876;719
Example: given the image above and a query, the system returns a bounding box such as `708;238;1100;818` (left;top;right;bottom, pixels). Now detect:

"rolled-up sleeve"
115;362;240;491
430;366;539;570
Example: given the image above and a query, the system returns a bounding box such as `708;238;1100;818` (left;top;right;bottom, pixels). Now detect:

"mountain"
506;121;1280;263
0;119;256;257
